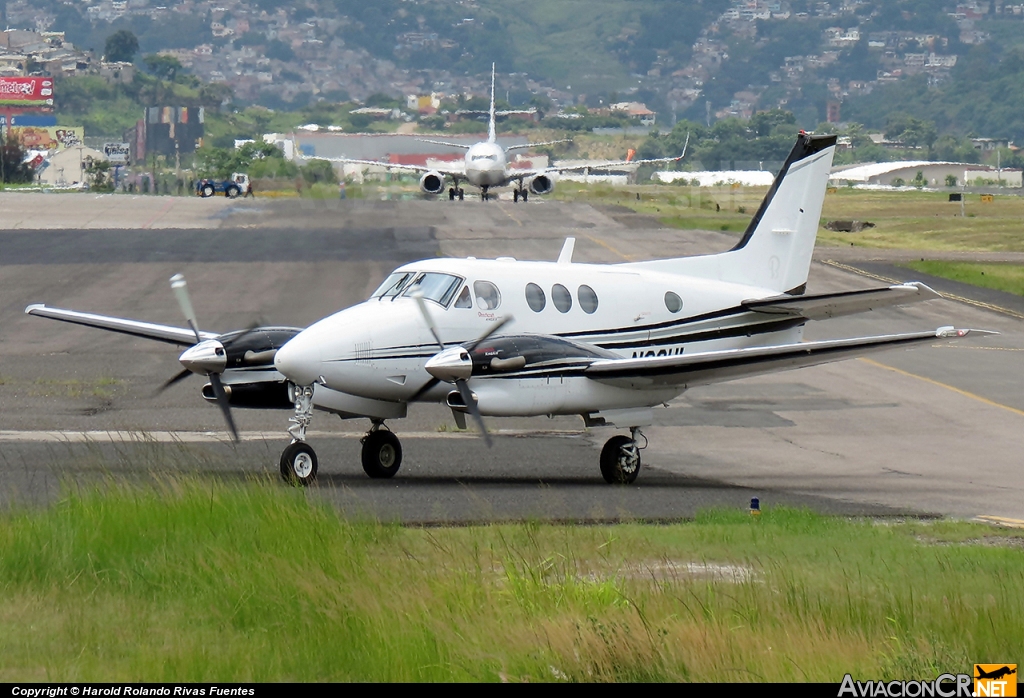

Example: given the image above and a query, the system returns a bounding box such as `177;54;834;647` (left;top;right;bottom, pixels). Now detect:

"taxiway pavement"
1;193;1021;523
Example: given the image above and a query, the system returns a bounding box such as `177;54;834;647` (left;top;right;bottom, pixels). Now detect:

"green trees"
1;133;34;184
104;29;139;63
143;54;183;81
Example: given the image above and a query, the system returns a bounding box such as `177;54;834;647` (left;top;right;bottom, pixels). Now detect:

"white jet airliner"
27;132;989;485
330;64;687;201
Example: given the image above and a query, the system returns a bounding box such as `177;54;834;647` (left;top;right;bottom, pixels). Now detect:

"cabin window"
403;272;463;307
665;291;683;313
525;283;546;312
552;284;572;313
473;280;501;310
578;285;598;314
371;272;414;299
453;285;473;308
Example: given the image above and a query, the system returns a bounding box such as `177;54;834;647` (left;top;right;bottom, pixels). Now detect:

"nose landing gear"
280;384;318;486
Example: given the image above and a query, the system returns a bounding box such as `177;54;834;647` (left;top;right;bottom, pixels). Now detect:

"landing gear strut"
481;186;490;201
600;427;644;484
361;420;402;478
513;188;528;203
280;384;318;485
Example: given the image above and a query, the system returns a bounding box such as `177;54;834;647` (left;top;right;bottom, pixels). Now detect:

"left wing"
553;133;690;172
584;327;989;390
25;304;218;346
505;139;572;152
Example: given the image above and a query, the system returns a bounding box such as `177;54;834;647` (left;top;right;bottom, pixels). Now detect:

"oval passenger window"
578;285;598;314
525;283;546;312
664;291;683;313
473;280;501;310
552;284;572;313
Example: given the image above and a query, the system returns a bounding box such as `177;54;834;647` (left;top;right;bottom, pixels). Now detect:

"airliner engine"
528;174;555;195
419;171;445;194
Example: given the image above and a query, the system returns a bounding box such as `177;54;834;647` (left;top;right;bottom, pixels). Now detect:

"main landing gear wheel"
361;429;403;479
458;188;465;200
600;435;641;484
280;441;318;486
449;187;456;201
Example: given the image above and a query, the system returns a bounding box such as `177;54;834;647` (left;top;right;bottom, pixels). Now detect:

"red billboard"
0;77;54;107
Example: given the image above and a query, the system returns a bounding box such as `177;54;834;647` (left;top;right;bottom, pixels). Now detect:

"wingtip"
25;303;44;314
935;326;1000;338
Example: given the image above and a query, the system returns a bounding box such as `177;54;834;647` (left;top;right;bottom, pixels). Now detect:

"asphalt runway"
2;194;1022;523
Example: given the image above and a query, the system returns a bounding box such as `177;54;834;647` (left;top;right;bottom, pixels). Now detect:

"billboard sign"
103;142;131;164
10;126;84;151
0;77;55;107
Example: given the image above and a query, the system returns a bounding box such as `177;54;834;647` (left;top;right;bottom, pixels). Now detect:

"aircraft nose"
275;333;321;386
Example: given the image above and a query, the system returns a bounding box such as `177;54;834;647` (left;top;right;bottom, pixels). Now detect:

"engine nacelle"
202;381;292;409
528;174;555;196
419;171;445;195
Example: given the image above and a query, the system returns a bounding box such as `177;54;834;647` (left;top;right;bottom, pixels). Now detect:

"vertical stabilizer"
725;132;836;293
626;132;837;295
488;63;496;143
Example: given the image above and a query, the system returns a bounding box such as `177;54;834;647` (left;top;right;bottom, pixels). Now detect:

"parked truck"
196;173;250;198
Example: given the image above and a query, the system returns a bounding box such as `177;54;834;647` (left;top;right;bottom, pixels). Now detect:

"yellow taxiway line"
973;515;1024;529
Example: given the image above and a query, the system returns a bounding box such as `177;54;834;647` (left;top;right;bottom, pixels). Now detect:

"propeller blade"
464;315;513;353
408;377;441;402
170;274;201;343
456;379;491;448
156;368;192;394
208;373;239;443
412;291;445;351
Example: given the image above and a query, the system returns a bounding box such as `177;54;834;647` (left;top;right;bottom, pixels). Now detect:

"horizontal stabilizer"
585;327;988;390
743;282;940;321
25;304;218;346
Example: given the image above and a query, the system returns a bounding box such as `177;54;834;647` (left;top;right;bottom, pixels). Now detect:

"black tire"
513;189;519;203
201;184;215;198
600;435;640;484
458;188;465;201
226;185;240;198
448;187;456;201
361;430;402;479
522;190;528;202
280;441;318;486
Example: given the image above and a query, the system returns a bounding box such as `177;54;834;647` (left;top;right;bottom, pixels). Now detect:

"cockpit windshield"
402;272;464;307
370;272;414;299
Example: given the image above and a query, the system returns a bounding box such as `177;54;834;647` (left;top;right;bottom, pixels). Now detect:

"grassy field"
0;478;1021;682
557;184;1024;252
902;261;1024;297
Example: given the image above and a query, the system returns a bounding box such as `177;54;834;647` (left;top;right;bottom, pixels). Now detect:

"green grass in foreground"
903;261;1024;297
1;479;1022;682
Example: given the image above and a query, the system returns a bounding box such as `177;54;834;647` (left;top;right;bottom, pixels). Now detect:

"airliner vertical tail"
488;62;496;143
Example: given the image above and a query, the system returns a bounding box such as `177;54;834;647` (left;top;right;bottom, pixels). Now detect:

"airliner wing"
25;304;219;346
743;282;940;321
554;133;689;170
505;139;572;152
584;327;990;390
316;156;465;177
415;138;473;150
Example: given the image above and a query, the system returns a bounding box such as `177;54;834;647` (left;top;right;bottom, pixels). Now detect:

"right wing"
25;304;218;346
555;133;689;171
415;138;472;150
584;327;990;390
312;156;465;177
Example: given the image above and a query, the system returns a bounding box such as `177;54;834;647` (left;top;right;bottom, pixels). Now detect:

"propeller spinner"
159;274;240;442
410;291;512;447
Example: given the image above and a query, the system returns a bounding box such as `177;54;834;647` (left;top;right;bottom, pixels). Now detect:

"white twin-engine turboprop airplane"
328;64;686;202
27;133;989;486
